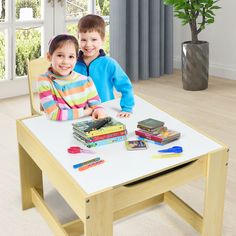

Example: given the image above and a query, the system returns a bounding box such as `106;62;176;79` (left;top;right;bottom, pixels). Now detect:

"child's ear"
47;52;52;62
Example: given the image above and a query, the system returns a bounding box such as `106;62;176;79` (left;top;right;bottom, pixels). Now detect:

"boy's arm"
111;61;135;113
37;76;90;121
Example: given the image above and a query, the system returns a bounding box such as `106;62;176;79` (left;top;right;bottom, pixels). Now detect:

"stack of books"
135;118;180;145
72;117;127;148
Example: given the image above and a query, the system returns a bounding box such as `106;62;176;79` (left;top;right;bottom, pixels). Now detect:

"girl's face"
47;42;77;76
78;30;104;61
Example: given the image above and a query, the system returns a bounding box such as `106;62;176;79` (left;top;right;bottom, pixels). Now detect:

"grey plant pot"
181;41;209;91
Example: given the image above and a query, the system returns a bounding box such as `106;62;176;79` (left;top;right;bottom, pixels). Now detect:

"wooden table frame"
17;117;228;236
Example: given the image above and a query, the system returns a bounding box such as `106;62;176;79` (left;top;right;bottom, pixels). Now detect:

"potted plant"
163;0;221;90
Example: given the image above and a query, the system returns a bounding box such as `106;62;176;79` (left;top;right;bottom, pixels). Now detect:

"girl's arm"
37;76;91;121
86;77;106;119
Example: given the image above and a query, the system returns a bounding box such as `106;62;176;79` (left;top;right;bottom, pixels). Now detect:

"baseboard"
0;77;29;100
174;57;236;80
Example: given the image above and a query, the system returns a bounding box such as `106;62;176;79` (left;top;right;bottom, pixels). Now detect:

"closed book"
137;118;164;131
91;130;127;142
137;125;167;134
73;133;127;148
73;129;127;142
135;129;180;143
72;117;126;137
125;140;148;151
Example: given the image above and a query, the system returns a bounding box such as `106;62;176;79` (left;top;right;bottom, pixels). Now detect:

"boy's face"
78;30;104;61
47;42;77;76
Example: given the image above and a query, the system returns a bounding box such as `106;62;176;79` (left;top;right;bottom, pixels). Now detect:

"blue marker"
73;157;100;169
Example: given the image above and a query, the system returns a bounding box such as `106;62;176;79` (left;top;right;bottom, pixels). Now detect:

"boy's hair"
78;14;106;40
48;34;79;57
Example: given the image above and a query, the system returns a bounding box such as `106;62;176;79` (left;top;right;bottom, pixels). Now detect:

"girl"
37;34;106;121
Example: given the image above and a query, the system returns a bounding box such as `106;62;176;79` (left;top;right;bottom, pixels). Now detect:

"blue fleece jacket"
74;50;135;113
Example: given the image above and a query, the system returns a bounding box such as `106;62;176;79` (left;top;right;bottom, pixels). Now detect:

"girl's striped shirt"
37;69;103;121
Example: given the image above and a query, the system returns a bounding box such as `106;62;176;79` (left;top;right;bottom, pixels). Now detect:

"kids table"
16;95;228;235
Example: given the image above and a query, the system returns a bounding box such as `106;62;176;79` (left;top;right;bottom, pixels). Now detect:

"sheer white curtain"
110;0;173;81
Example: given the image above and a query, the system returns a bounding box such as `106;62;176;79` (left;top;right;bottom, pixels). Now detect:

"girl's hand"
92;109;107;120
84;107;93;116
117;111;131;118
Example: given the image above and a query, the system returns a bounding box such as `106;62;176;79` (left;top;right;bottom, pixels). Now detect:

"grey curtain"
110;0;173;81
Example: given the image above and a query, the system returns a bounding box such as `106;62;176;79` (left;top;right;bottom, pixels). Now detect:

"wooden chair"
27;57;50;115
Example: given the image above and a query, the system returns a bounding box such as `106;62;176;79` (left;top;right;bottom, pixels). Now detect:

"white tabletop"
22;96;222;194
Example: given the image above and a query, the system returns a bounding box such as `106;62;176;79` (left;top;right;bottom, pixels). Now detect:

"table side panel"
17;120;87;221
202;148;229;236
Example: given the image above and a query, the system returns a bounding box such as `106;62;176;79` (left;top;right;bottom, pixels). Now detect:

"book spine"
73;130;127;142
87;135;127;148
86;125;126;137
73;134;89;146
91;130;127;141
73;133;127;148
135;130;163;142
137;125;166;133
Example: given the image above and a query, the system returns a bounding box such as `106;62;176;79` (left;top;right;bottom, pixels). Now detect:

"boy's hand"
117;111;131;118
84;107;93;116
92;109;107;120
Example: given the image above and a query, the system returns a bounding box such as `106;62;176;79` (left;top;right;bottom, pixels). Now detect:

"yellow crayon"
152;153;182;159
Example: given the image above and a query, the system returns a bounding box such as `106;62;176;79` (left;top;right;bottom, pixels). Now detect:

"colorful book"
137;137;163;145
125;140;148;151
72;117;126;137
135;129;180;144
137;125;167;135
137;118;165;131
73;132;127;148
73;130;127;143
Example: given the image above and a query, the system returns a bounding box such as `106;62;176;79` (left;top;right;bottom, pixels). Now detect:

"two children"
75;14;135;118
38;14;134;121
37;34;106;121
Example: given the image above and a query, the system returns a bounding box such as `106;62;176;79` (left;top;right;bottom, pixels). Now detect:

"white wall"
173;0;236;80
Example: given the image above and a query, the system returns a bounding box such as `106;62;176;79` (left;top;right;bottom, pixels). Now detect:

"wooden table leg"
202;148;228;236
19;144;44;210
84;189;113;236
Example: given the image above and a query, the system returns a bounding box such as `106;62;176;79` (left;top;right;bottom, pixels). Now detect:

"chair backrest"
27;57;50;115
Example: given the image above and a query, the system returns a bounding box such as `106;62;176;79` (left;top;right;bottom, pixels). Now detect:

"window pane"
66;0;88;19
0;31;5;80
96;0;110;54
96;0;110;16
0;0;6;22
104;25;110;55
66;23;77;37
16;0;41;20
16;28;41;77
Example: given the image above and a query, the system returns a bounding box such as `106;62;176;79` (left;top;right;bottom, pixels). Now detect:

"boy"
74;14;135;118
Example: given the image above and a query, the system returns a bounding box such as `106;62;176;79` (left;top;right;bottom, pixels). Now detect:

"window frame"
0;0;97;99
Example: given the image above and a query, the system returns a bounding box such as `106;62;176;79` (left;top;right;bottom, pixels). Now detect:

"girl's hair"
78;14;105;40
48;34;79;57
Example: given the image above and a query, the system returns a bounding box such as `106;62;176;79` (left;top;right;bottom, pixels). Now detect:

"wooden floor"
1;70;235;235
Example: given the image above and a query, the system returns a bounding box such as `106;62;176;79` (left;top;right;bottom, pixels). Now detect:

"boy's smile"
78;31;104;64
